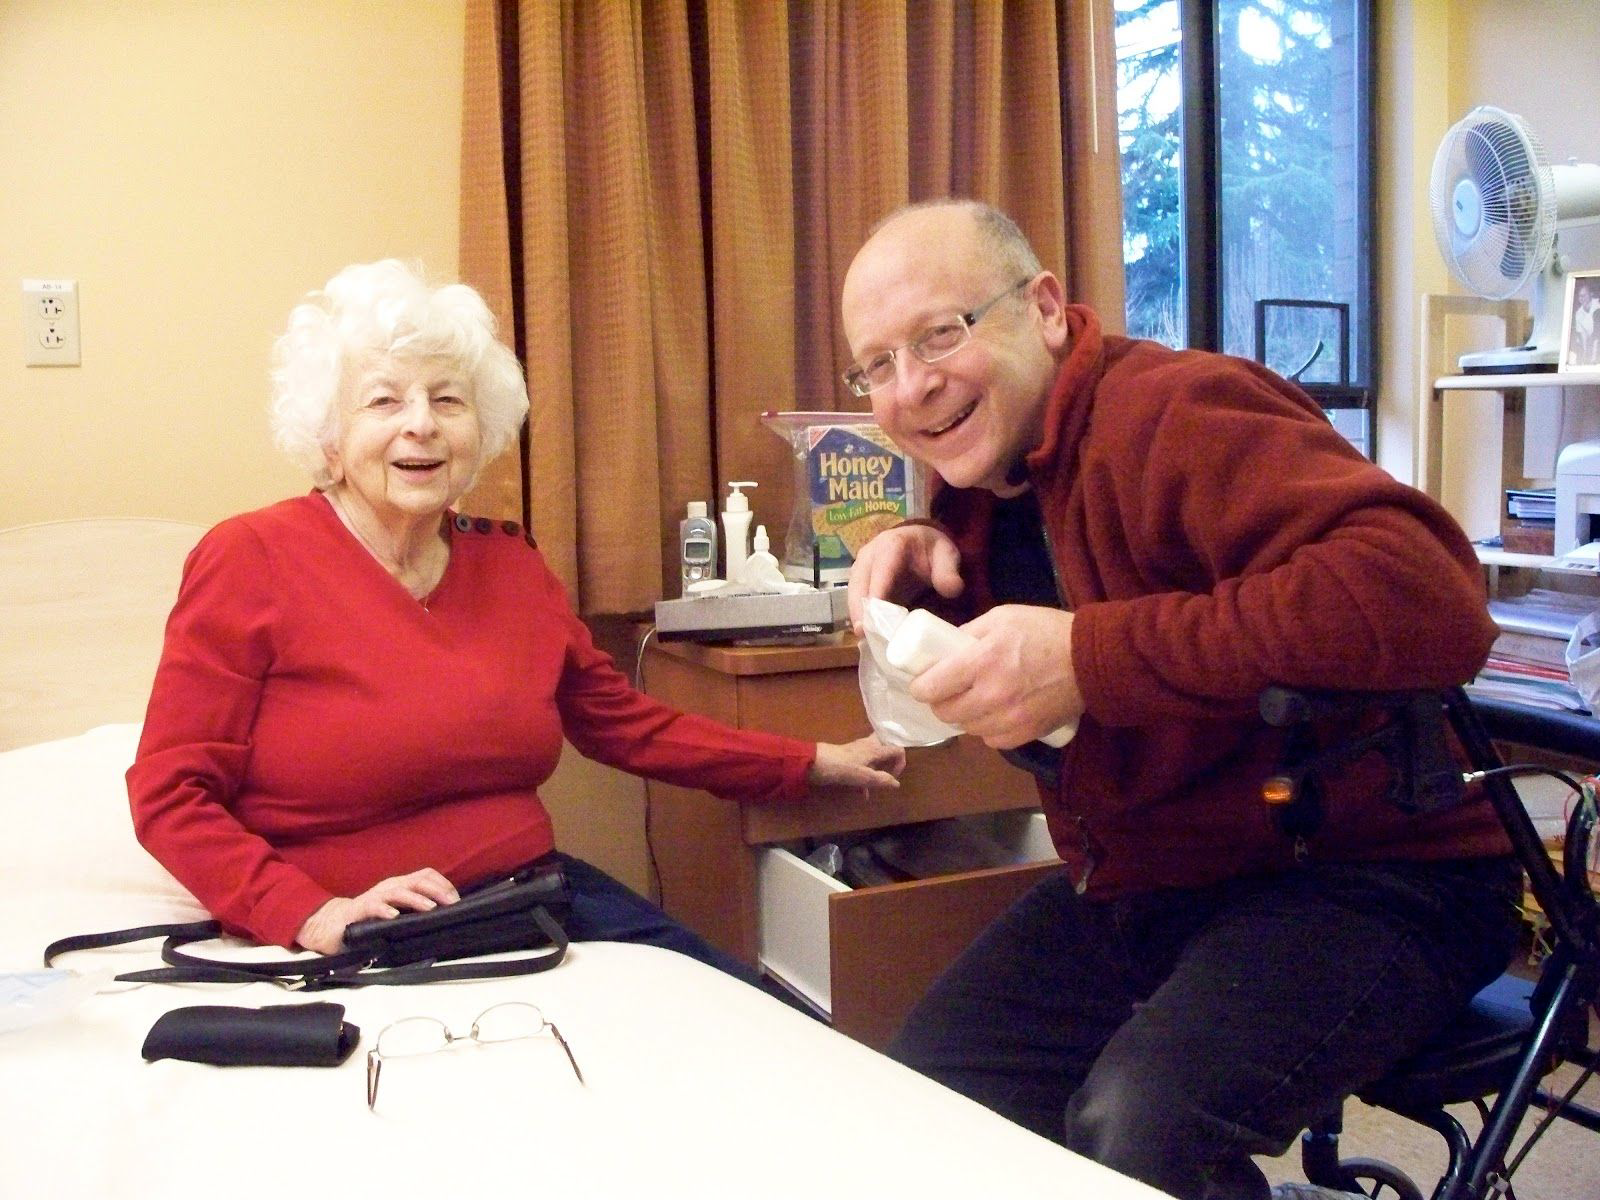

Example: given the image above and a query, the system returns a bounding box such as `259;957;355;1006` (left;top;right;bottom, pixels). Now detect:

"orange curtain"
462;0;1123;616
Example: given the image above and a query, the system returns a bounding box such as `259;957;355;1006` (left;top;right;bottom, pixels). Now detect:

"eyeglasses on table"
366;1000;584;1110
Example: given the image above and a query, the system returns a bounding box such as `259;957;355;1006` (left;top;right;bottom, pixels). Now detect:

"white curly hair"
269;260;528;488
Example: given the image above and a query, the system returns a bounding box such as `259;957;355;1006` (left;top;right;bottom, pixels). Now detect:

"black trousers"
890;855;1523;1200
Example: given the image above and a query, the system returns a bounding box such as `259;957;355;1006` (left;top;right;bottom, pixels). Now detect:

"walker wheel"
1337;1157;1425;1200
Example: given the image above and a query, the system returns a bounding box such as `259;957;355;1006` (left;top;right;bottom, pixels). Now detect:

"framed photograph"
1560;269;1600;372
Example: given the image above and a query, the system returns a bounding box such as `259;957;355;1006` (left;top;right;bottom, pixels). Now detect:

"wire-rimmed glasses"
842;276;1033;397
365;1000;583;1110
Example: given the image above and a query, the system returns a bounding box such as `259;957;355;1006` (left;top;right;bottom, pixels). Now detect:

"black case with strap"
44;859;571;990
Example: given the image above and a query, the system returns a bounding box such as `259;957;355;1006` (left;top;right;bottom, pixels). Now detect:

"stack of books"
1470;588;1600;712
1502;487;1556;556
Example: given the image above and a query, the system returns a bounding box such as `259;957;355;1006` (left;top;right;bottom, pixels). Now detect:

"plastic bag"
0;970;99;1034
1566;611;1600;712
760;411;928;586
857;598;963;747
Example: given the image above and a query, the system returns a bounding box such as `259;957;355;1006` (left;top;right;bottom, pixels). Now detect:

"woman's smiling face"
325;352;483;527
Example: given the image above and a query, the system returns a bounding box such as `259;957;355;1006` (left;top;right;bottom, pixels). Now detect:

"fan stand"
1459;252;1566;373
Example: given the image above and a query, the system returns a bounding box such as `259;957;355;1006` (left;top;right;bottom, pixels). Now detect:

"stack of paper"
1505;487;1556;523
1473;589;1600;711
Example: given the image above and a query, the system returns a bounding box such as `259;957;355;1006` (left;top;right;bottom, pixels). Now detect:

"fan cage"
1430;106;1556;300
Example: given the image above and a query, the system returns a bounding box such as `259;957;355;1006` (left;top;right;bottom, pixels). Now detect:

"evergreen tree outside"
1116;0;1362;388
1115;0;1184;347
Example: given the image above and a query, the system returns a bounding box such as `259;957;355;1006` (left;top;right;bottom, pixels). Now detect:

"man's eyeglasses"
365;1001;583;1110
843;276;1032;398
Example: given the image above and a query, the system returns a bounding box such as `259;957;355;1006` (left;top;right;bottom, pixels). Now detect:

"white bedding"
0;725;1170;1199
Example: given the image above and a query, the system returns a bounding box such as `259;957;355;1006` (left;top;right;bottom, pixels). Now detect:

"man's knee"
1064;1068;1170;1172
1065;1069;1267;1199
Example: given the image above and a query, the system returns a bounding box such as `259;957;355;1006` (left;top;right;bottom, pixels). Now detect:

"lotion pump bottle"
721;481;757;584
679;500;717;594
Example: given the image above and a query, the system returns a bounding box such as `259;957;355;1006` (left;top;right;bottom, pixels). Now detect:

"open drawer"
757;810;1063;1050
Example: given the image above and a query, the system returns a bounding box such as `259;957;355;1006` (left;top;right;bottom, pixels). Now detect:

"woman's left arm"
538;572;900;800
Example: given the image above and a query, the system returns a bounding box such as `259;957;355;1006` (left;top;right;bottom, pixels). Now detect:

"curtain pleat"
462;0;1122;614
640;0;715;606
1060;0;1127;326
704;0;800;544
562;3;667;610
515;0;581;594
907;3;956;198
818;2;909;391
459;0;521;523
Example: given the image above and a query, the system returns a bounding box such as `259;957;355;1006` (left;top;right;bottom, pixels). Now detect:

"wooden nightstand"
640;633;1061;1050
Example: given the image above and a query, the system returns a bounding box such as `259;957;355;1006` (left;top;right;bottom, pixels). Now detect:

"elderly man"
842;199;1520;1200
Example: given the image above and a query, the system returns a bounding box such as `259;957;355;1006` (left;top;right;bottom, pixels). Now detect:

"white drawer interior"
756;809;1055;1016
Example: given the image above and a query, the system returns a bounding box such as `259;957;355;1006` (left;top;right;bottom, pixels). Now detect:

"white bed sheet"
0;725;1171;1199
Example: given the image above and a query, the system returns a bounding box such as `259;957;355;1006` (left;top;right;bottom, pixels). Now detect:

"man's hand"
847;524;965;634
294;868;460;954
907;605;1083;749
808;735;906;789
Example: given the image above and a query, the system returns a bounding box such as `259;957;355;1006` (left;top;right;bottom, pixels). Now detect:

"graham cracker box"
761;411;928;585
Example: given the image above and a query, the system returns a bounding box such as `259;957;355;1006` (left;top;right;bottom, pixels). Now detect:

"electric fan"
1430;105;1600;371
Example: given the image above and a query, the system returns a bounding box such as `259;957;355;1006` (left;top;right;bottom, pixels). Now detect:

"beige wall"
0;0;466;528
1377;0;1600;509
0;1;661;895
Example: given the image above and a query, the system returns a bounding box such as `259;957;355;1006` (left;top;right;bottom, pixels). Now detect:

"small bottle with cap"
743;524;785;588
721;481;757;584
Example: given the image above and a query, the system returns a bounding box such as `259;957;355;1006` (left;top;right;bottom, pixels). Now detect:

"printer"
1556;438;1600;555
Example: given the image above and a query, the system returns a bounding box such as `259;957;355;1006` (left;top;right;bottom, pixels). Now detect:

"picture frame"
1559;268;1600;372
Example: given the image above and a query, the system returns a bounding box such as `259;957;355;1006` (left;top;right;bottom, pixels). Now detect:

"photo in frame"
1560;268;1600;372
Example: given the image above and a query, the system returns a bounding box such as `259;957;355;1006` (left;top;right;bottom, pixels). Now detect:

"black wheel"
1337;1157;1425;1200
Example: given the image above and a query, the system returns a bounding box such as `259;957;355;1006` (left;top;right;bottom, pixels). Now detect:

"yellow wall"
0;0;466;528
1377;0;1600;508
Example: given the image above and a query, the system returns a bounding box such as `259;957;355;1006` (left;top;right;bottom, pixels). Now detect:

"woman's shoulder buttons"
470;515;535;547
452;514;474;533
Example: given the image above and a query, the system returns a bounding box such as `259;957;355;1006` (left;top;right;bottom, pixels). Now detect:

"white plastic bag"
1566;610;1600;711
857;599;963;747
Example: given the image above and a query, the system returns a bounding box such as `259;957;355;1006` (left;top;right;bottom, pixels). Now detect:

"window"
1114;0;1374;455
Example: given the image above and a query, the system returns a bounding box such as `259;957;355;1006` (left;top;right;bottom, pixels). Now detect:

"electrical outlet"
22;279;80;367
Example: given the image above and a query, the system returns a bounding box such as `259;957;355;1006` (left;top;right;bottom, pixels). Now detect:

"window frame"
1170;0;1377;403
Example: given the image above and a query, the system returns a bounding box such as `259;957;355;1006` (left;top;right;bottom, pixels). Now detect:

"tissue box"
654;589;850;643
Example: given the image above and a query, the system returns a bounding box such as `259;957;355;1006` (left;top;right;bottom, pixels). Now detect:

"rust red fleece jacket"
928;306;1508;896
128;493;814;947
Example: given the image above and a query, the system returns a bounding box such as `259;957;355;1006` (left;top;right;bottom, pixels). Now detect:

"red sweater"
929;307;1509;896
128;494;814;947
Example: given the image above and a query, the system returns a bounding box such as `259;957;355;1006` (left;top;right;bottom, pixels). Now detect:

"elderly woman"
128;260;902;974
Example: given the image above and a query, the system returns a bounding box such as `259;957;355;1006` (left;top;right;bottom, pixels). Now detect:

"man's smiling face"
840;206;1065;494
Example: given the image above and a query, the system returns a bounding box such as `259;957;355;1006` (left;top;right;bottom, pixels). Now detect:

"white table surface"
1;725;1172;1199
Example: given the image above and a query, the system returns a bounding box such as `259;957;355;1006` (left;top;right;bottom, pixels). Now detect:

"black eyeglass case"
141;1001;360;1068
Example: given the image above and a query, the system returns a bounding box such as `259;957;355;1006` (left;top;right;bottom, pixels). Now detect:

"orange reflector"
1262;777;1295;806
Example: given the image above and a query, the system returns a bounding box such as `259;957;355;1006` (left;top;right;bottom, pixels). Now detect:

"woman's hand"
808;735;906;790
294;868;460;954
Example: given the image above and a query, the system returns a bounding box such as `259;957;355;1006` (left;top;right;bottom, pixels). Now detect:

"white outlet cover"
22;278;80;367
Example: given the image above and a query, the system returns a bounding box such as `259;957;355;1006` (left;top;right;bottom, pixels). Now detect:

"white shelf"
1475;546;1600;576
1436;371;1600;391
1476;547;1555;569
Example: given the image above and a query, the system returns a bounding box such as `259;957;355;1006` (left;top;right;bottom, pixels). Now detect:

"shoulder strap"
43;905;568;990
44;919;220;967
